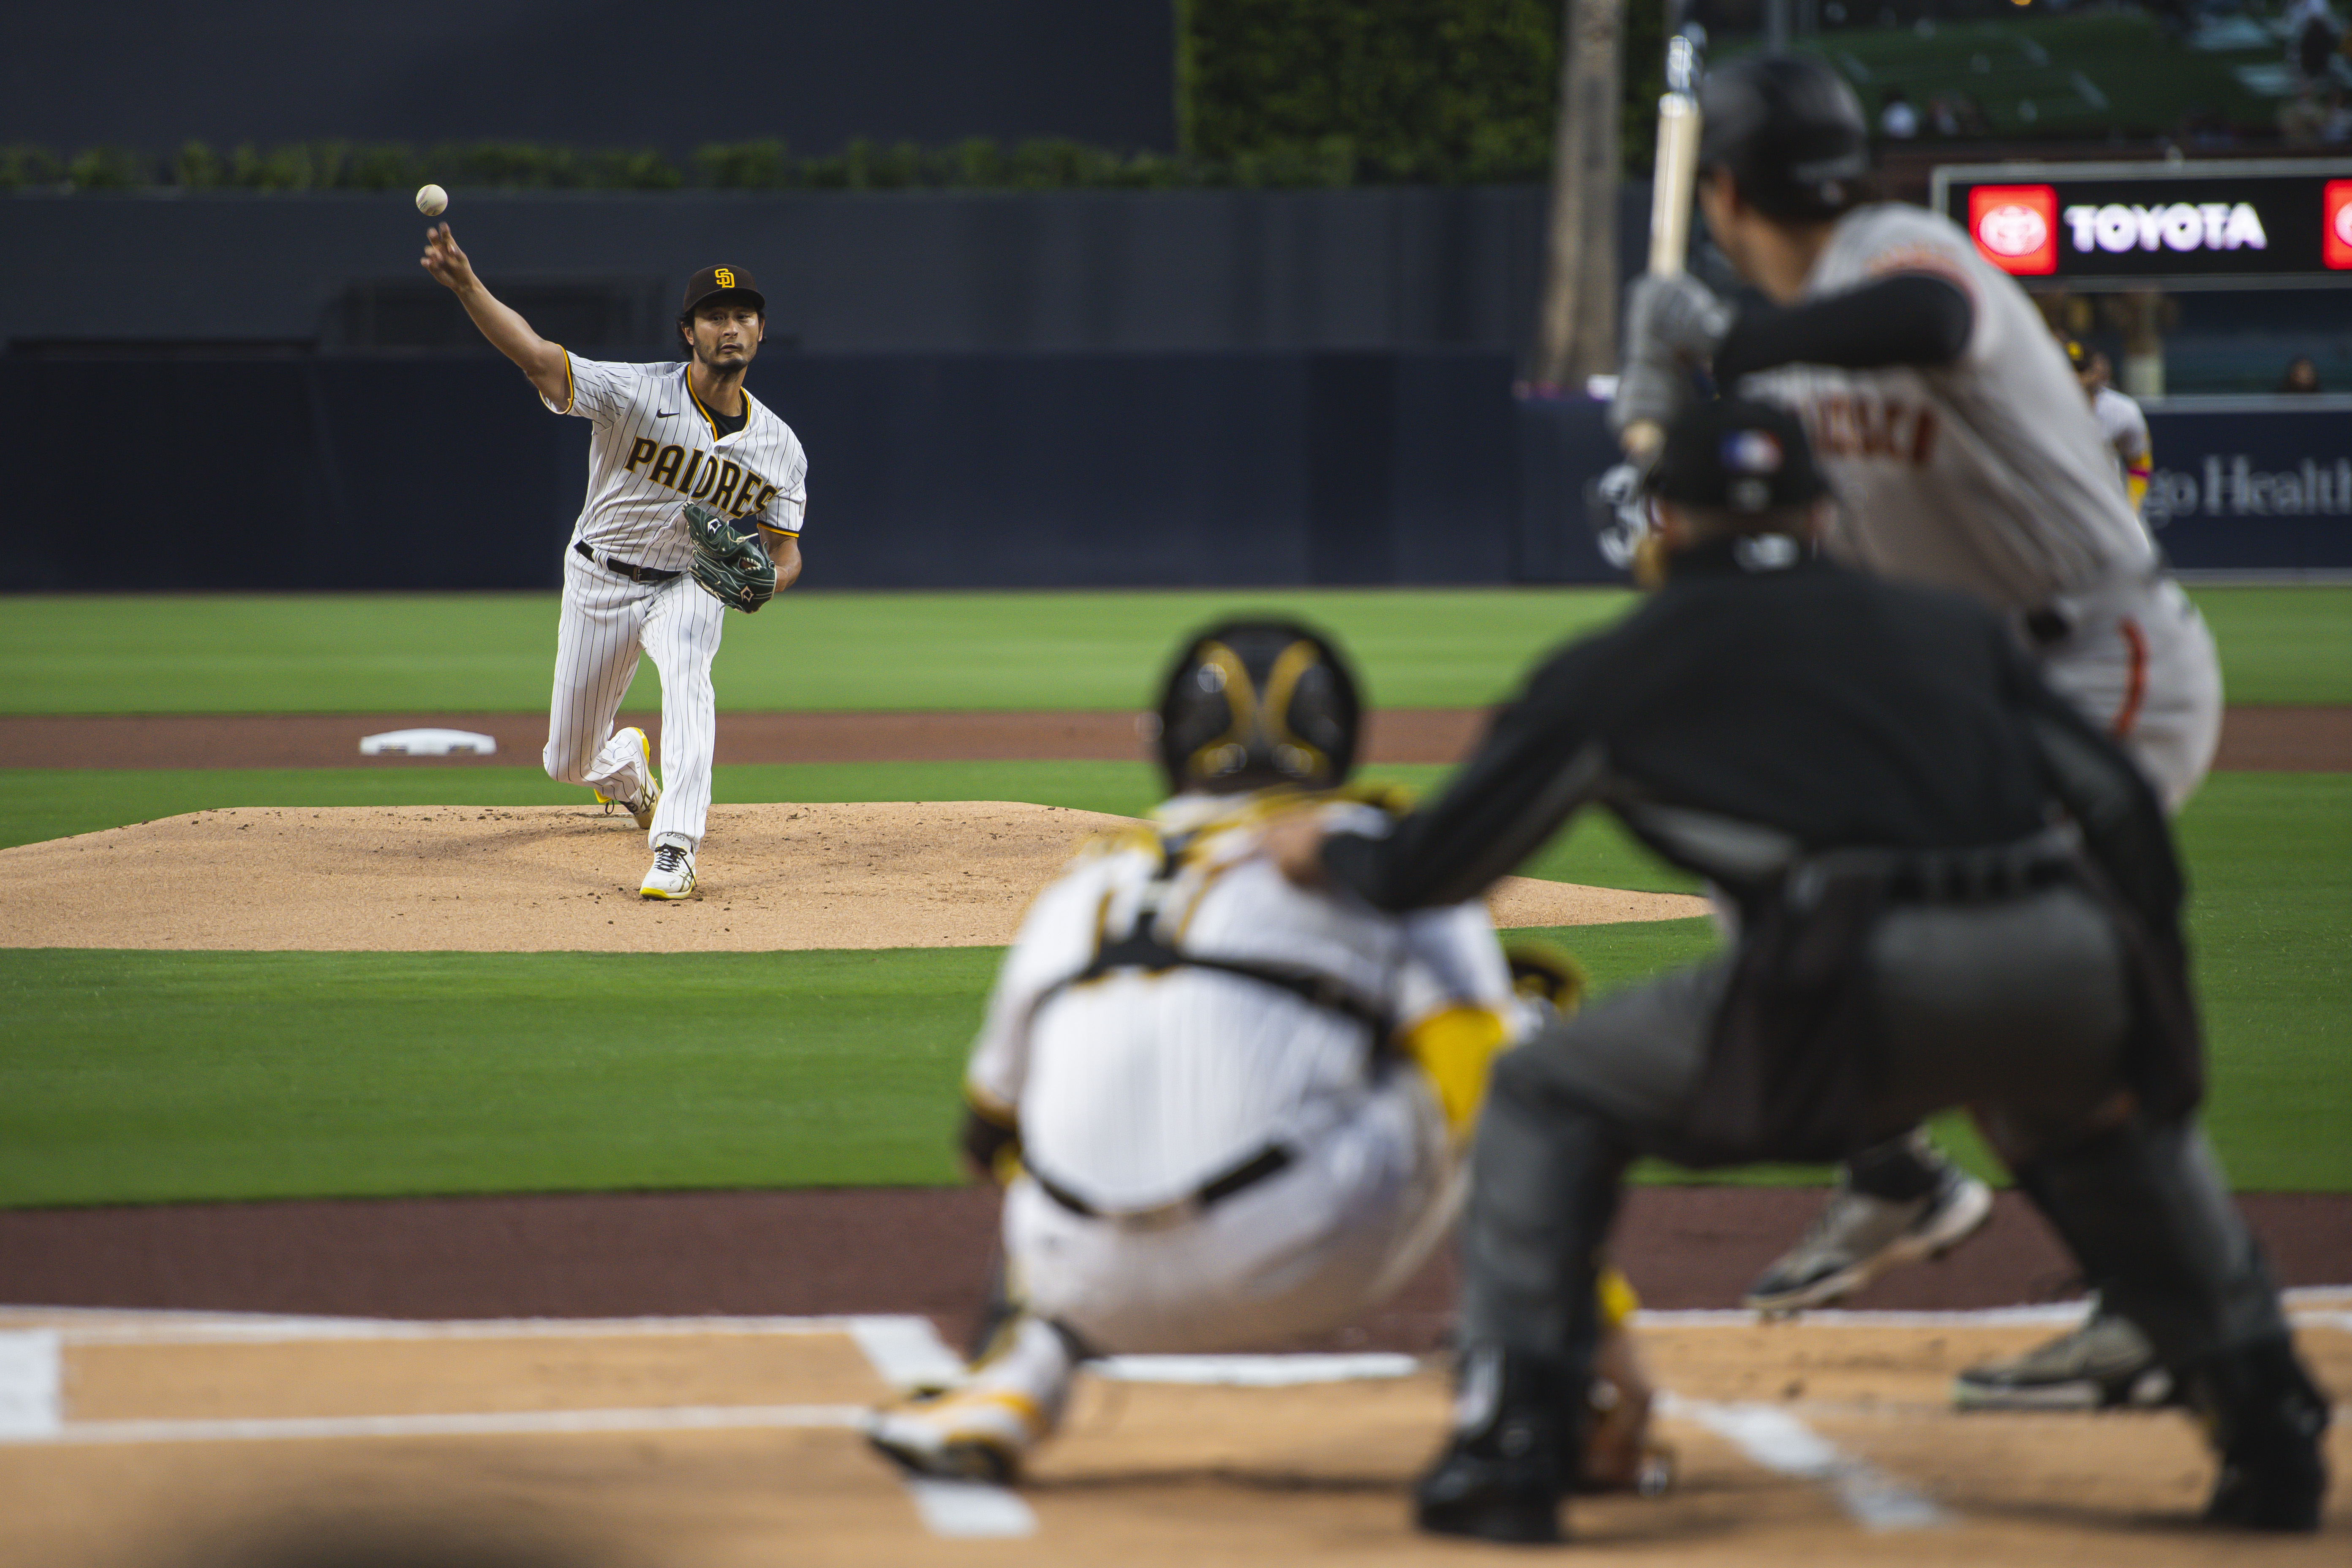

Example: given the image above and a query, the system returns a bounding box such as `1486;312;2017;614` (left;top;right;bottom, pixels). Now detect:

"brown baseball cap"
681;265;765;318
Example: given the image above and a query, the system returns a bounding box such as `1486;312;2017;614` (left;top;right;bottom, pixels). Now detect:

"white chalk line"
7;1292;2349;1541
0;1402;868;1448
5;1286;2341;1346
1664;1394;1950;1533
846;1315;1038;1540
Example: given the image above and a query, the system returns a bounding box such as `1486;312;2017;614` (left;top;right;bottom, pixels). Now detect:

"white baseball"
416;184;448;217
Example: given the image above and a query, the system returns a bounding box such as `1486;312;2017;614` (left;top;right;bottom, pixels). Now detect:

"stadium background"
2;2;2346;1562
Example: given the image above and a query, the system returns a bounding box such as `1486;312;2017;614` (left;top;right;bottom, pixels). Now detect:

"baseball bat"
1619;33;1707;460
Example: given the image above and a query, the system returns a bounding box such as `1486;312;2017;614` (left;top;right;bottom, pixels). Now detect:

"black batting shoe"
1413;1346;1571;1544
2192;1336;2330;1533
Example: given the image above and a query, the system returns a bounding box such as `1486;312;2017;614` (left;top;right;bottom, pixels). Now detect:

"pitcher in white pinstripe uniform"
423;229;807;898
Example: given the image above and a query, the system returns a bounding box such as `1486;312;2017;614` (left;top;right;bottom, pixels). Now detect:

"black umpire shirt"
1320;536;2181;929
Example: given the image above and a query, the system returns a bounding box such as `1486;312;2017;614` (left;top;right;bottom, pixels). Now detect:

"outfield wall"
2;362;2341;591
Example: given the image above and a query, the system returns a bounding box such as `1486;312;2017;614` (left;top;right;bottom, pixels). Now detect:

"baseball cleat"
1744;1165;1993;1315
867;1387;1044;1486
2195;1336;2330;1532
1953;1312;2176;1411
640;842;696;899
594;727;661;830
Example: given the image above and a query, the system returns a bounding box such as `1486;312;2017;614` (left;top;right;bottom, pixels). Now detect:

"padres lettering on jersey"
546;354;809;571
1741;204;2153;612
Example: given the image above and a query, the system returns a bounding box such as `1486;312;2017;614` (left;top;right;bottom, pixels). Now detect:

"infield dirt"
0;801;1708;952
2;1307;2345;1568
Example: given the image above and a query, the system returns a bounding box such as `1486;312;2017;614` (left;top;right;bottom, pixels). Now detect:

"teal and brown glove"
682;502;777;612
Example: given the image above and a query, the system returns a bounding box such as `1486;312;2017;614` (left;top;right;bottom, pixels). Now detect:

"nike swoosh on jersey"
655;410;680;418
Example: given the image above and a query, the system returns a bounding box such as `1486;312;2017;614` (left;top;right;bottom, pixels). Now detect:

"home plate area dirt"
1;1303;2344;1567
0;801;1709;952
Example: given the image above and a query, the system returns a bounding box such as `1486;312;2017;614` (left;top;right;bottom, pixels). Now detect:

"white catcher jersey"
546;355;808;570
2093;384;2153;506
966;791;1515;1214
1742;204;2154;611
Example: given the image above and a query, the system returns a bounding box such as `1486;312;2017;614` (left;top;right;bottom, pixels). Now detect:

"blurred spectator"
2278;357;2323;394
1880;86;1919;139
2325;86;2352;142
1927;92;1990;138
2280;90;2329;144
2178;105;2235;151
2288;0;2343;87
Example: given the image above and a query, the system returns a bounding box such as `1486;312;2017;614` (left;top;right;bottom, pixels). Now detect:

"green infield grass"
0;924;1722;1208
0;771;2341;1206
3;586;2342;713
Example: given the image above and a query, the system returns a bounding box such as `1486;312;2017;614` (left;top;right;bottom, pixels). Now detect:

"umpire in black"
1269;398;2328;1543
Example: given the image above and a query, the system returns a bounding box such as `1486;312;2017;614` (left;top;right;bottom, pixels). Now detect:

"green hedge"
1185;0;1669;185
2;2;1680;193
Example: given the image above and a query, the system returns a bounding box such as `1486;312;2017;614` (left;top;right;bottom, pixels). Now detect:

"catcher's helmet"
1152;618;1361;795
1699;55;1872;221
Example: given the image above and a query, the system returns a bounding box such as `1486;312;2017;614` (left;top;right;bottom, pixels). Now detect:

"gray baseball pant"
1456;882;2287;1381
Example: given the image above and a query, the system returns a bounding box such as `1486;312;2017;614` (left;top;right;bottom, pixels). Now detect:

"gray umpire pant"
1459;882;2288;1382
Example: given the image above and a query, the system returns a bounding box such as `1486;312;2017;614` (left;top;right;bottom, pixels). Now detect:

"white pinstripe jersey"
1740;204;2154;612
965;790;1514;1212
544;354;808;570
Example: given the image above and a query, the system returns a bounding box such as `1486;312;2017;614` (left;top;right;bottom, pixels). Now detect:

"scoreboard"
1931;161;2352;287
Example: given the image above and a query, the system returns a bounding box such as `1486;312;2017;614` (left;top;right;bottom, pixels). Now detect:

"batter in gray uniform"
1613;56;2223;1408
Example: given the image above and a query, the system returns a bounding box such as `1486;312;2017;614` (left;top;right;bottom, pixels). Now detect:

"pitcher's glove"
683;502;776;613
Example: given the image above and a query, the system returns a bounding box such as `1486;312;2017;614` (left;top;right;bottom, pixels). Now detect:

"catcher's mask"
1151;619;1361;796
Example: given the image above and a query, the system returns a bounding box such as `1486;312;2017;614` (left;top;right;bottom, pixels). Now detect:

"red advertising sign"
1968;184;2059;275
2325;180;2352;271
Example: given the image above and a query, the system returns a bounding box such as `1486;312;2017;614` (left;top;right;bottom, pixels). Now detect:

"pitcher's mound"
0;803;1709;953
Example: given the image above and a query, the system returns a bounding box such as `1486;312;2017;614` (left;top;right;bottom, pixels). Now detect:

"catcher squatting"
422;226;803;899
869;620;1673;1500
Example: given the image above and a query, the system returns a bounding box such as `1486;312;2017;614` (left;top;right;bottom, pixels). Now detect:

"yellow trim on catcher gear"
1598;1265;1639;1330
1184;639;1258;781
1258;637;1331;780
1399;1003;1514;1138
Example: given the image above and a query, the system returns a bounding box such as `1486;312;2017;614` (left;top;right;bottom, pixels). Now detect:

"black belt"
1032;1143;1295;1228
1786;824;2086;909
576;540;681;583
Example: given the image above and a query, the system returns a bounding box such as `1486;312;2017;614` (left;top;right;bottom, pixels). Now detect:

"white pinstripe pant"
543;545;726;850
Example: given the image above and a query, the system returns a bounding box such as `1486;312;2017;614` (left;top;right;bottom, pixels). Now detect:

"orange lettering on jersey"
1866;243;1975;297
1909;406;1938;465
676;450;704;495
708;461;743;512
1820;394;1858;457
624;437;659;474
745;482;781;518
648;444;684;489
689;455;719;500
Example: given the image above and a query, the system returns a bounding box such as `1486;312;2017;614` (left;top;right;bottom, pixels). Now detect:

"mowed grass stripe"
3;587;2342;712
0;925;1729;1209
0;776;2340;1204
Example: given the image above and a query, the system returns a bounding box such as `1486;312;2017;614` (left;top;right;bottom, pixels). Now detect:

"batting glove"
1606;351;1690;439
1625;273;1734;364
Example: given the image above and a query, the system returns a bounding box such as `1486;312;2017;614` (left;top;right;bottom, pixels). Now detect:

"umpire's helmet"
1152;618;1361;795
1699;55;1872;221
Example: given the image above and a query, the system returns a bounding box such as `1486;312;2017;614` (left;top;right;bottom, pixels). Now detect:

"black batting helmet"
1151;618;1362;795
1699;55;1872;221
